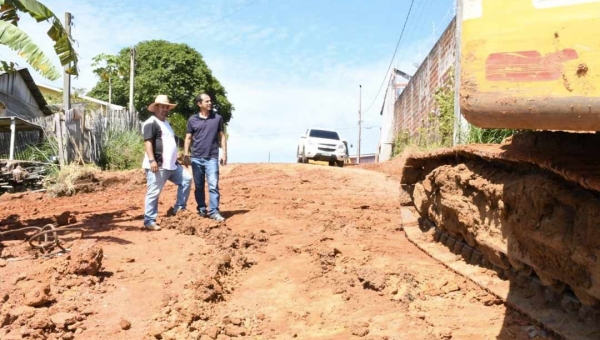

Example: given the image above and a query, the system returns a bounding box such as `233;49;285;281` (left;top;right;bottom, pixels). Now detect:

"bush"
99;129;145;171
391;80;456;158
392;130;411;157
432;84;455;147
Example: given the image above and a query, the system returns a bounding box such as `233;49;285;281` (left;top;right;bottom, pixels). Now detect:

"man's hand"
183;155;191;167
150;160;159;173
220;155;227;166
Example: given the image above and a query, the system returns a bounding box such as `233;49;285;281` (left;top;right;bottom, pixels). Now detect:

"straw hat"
148;95;177;113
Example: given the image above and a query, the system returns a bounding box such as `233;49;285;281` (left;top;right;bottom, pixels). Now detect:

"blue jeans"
191;157;220;215
144;164;192;226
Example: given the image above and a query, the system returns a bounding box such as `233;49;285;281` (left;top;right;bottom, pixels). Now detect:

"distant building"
348;153;377;164
37;83;125;114
0;68;48;159
378;68;410;163
0;68;52;119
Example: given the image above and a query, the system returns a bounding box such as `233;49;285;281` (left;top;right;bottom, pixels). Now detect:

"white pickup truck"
297;128;348;167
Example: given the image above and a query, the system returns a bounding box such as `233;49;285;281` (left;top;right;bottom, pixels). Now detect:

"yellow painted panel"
460;0;600;130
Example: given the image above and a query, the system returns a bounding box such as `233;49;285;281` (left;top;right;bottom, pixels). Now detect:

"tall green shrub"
99;130;145;170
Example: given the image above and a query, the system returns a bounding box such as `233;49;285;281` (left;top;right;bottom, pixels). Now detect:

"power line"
174;0;261;41
392;0;431;68
362;0;416;114
392;0;438;71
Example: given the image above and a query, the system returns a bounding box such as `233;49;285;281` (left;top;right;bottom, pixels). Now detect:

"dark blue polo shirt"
186;112;224;159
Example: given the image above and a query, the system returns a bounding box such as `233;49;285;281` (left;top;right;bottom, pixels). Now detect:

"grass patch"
467;126;517;144
17;136;60;163
45;163;100;197
99;129;145;171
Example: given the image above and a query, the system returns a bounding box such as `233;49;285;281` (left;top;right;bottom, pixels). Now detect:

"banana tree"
0;0;78;81
92;53;124;107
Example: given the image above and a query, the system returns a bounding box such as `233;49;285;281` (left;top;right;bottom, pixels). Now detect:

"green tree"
0;0;79;80
89;40;233;123
167;112;187;140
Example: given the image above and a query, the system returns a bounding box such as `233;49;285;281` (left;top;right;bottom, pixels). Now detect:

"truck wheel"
336;161;344;168
328;161;335;166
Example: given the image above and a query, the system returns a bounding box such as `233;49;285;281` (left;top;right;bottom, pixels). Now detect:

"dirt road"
0;163;553;339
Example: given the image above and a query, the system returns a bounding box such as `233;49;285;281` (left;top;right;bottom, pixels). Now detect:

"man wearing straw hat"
142;95;192;231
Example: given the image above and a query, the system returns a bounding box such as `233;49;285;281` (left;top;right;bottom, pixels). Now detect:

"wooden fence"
2;108;141;165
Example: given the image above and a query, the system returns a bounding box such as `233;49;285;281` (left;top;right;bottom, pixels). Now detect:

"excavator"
399;0;600;338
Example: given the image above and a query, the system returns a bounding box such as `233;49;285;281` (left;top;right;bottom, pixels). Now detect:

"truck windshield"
309;130;340;140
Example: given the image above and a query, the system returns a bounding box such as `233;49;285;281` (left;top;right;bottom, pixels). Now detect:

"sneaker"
198;211;207;218
143;222;161;231
209;212;225;222
172;208;186;215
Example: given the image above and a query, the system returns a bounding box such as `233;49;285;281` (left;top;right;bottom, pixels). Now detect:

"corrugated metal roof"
0;68;52;116
16;69;52;116
0;116;44;132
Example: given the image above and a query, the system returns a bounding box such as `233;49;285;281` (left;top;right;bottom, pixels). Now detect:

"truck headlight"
337;144;345;150
308;141;315;146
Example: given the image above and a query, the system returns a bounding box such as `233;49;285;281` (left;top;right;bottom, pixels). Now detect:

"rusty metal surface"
460;94;600;131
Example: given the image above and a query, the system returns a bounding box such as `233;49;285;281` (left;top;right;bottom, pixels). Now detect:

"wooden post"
63;117;69;164
8;117;15;160
79;108;85;161
129;47;135;113
55;113;65;167
357;85;362;165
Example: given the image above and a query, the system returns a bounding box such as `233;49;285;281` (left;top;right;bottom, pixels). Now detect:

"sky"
1;0;455;163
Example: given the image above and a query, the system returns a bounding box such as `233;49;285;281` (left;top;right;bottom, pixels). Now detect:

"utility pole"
357;85;362;165
268;151;271;163
62;12;72;113
58;12;72;167
108;78;112;109
129;47;136;113
453;0;469;145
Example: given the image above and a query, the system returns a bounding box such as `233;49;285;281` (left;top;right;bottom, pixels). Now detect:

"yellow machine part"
459;0;600;131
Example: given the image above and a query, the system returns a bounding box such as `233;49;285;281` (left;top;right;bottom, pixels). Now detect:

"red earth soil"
0;162;554;340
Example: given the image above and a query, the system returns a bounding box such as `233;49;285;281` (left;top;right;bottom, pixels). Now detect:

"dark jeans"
191;157;220;215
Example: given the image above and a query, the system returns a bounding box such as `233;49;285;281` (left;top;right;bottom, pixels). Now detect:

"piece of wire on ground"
0;224;84;254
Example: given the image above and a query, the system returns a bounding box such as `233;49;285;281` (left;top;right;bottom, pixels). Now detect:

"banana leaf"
0;0;78;76
0;20;60;80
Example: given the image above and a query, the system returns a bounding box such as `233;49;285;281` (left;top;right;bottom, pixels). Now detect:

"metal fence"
0;130;44;160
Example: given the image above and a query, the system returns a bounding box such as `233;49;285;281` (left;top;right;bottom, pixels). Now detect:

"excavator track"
399;131;600;339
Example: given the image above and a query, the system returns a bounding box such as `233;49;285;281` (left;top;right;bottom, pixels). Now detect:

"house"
37;83;125;114
0;68;48;160
348;153;377;164
0;68;52;119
